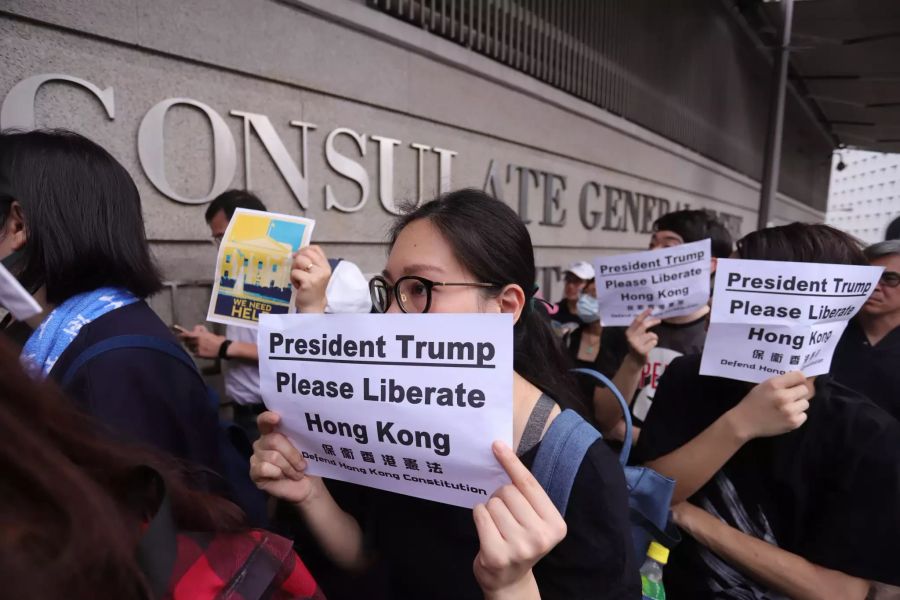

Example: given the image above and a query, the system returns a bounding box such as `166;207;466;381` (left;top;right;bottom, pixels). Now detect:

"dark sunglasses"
880;271;900;288
369;275;498;314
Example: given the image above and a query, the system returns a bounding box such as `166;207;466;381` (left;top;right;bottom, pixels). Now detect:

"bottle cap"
647;542;669;565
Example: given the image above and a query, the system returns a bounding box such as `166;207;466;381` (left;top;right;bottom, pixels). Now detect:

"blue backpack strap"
571;367;633;467
572;368;680;557
61;334;199;388
531;409;601;517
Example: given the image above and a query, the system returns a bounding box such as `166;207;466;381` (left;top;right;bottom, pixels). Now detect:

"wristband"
218;339;233;360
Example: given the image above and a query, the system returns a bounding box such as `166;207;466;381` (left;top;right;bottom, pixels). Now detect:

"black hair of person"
0;129;162;304
736;222;867;266
204;189;267;222
389;188;584;413
886;216;900;241
652;209;734;258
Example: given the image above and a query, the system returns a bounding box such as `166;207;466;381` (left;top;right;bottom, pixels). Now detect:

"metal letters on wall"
1;73;115;129
138;98;237;205
1;72;744;239
0;73;458;215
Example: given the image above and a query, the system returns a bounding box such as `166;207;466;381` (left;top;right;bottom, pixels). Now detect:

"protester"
177;190;269;436
831;239;900;420
0;129;220;473
633;223;900;599
250;189;639;599
553;260;595;327
562;284;604;413
179;190;372;434
568;284;602;370
0;338;324;600
591;209;733;439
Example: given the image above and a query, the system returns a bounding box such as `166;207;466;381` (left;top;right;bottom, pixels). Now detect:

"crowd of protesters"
2;128;899;599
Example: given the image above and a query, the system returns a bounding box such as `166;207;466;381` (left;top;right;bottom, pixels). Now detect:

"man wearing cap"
554;260;596;327
178;190;371;433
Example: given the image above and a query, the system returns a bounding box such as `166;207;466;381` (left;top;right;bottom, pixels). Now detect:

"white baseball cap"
564;261;595;281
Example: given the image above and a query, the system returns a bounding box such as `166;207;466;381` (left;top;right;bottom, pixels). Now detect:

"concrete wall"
826;150;900;244
0;0;824;329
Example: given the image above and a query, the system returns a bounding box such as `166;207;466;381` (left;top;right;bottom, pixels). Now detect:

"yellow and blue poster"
206;208;316;328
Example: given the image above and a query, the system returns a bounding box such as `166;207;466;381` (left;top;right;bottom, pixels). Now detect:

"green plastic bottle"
640;541;669;600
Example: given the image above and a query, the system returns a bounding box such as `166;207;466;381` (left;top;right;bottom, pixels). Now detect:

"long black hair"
389;188;582;412
0;129;162;304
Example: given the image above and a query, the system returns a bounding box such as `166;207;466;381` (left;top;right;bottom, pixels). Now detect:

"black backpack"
61;334;269;526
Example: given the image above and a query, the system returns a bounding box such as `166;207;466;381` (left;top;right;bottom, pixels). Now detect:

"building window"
272;264;278;273
225;254;231;264
258;260;264;270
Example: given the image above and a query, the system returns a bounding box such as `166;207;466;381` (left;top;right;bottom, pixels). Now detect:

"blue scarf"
22;287;139;378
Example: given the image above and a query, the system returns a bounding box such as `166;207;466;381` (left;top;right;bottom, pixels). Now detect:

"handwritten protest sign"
592;239;711;326
206;209;315;328
0;261;41;321
700;259;883;383
258;313;514;508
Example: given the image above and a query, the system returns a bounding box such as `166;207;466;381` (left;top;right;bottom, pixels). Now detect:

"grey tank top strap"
516;394;556;457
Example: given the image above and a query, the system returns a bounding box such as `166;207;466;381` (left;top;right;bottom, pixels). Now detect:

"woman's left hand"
472;441;567;598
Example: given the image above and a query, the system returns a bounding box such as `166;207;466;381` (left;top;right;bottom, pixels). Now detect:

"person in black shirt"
634;223;900;598
592;210;733;439
0;130;221;475
562;283;603;410
832;240;900;421
568;312;601;371
251;190;639;599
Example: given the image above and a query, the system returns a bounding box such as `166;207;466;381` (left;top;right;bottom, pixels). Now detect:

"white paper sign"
0;261;41;321
258;313;514;508
700;259;883;382
592;239;711;326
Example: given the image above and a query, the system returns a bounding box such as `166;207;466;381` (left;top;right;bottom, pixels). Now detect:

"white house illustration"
221;236;292;295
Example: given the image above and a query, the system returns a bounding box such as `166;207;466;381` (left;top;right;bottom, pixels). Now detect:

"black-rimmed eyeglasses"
369;275;499;314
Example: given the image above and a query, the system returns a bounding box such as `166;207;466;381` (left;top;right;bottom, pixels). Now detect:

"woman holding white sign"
252;190;640;599
633;223;900;599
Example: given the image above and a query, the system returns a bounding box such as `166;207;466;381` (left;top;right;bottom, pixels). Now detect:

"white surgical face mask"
576;293;600;324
